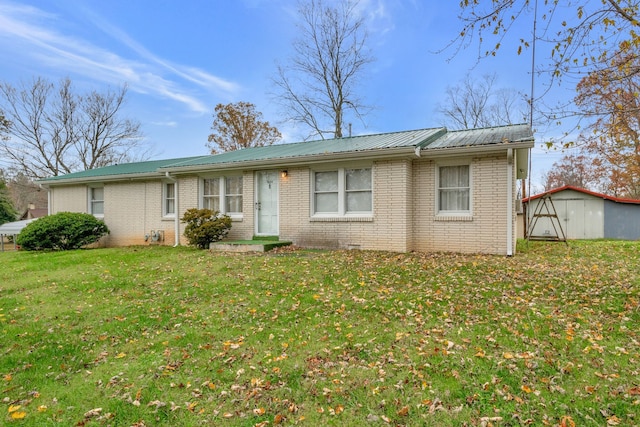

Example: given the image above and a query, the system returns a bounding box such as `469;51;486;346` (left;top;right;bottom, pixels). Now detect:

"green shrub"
181;208;231;249
17;212;109;251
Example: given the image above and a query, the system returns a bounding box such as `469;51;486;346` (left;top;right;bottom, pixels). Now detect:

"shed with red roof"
524;186;640;240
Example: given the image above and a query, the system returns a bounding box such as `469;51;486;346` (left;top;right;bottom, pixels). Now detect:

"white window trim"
200;174;244;219
436;162;473;217
162;181;176;218
88;185;104;218
311;166;373;218
202;177;221;213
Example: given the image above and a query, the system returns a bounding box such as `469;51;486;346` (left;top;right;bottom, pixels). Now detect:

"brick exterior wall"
278;160;411;251
411;154;514;254
50;186;87;214
47;151;518;254
103;181;172;246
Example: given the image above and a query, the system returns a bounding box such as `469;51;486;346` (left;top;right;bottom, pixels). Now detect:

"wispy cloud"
150;120;178;127
356;0;395;36
0;1;239;114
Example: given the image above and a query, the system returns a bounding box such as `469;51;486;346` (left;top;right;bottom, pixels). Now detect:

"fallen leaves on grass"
1;243;639;426
8;404;26;419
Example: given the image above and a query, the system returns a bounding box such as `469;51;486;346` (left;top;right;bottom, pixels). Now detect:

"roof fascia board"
420;140;534;158
38;172;165;187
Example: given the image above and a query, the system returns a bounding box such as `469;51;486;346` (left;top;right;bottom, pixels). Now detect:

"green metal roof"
39;156;207;183
426;124;534;149
160;127;447;170
39;125;534;184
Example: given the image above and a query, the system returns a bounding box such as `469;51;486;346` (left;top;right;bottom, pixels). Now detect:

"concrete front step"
210;240;292;253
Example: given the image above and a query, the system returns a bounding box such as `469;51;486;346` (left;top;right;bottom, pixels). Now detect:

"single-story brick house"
524;185;640;240
38;124;533;255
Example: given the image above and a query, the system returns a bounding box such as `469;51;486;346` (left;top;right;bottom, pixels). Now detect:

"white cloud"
0;1;239;113
356;0;395;36
150;120;178;127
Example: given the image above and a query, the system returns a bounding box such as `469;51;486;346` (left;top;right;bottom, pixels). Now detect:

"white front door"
255;170;279;236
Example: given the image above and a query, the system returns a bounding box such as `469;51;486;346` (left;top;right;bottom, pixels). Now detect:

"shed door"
255;171;279;236
560;199;603;239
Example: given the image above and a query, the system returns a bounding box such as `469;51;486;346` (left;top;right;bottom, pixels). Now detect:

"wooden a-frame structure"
526;195;568;244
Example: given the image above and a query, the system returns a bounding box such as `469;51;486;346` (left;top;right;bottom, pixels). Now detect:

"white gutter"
507;148;514;256
165;172;180;247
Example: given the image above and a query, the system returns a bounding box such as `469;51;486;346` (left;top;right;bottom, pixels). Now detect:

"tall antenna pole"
530;0;538;127
525;0;539;238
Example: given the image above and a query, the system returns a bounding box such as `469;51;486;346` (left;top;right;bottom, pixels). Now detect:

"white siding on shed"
528;190;604;239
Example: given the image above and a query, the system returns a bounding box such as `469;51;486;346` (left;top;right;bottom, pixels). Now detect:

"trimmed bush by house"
181;208;232;249
17;212;109;251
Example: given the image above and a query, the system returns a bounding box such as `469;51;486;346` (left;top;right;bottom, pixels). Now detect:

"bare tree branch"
272;0;374;140
436;73;528;129
446;0;640;142
0;77;145;179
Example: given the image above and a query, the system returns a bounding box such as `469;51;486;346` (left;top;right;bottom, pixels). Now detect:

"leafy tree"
0;77;145;179
437;74;528;129
16;212;109;250
542;153;607;192
0;112;8;140
452;1;640;84
574;50;640;198
207;102;282;154
0;177;17;225
450;0;640;146
273;0;374;139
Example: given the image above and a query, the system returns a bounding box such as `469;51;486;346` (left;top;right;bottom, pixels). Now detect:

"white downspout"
507;148;514;256
165;172;180;247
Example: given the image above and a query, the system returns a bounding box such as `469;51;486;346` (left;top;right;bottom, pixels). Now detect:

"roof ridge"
444;123;529;134
266;126;446;147
333;126;445;140
176;127;447;162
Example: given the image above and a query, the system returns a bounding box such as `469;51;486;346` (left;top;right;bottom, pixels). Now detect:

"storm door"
255;170;279;236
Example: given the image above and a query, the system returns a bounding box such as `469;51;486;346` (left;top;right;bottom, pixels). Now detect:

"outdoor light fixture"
281;170;288;178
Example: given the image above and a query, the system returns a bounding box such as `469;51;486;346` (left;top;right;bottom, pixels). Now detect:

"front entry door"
255;170;279;236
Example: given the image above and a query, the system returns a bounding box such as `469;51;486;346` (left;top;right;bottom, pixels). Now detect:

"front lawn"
1;241;639;426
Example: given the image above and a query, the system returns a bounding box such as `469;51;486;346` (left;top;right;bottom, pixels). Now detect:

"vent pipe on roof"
348;123;352;137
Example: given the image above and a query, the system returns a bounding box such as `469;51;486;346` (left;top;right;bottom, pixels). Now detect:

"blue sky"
0;0;573;190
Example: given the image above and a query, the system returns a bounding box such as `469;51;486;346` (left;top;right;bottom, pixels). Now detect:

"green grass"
1;240;639;426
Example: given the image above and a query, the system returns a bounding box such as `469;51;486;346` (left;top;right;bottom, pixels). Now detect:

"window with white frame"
202;176;243;215
203;177;221;211
163;182;176;217
225;176;243;214
313;167;372;216
89;186;104;216
437;164;470;214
